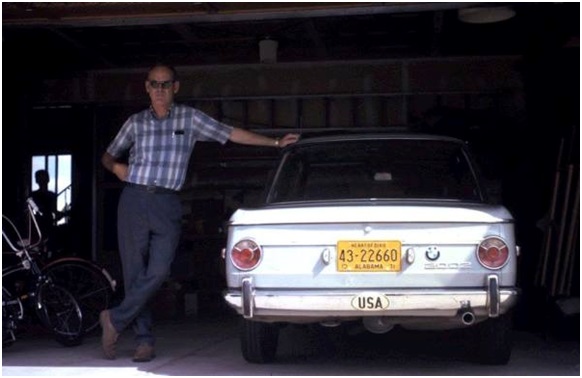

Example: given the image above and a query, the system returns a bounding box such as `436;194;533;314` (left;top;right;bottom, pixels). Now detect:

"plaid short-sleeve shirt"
106;103;233;191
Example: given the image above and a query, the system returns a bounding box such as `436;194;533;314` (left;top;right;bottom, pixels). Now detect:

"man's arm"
229;128;300;148
101;152;129;182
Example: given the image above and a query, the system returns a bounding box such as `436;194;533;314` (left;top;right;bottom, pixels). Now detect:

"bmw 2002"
223;133;519;365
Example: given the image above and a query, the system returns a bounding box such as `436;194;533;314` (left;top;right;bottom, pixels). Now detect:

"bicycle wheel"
42;258;116;334
2;286;23;347
36;283;83;346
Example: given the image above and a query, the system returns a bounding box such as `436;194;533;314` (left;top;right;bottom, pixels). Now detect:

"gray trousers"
109;186;182;346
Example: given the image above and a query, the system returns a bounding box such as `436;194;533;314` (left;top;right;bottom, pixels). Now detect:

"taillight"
477;237;510;269
230;239;262;270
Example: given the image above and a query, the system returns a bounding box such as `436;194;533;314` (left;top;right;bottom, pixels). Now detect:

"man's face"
145;66;179;108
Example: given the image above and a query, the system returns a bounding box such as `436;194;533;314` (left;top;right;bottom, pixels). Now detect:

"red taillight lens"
230;239;262;270
477;237;510;269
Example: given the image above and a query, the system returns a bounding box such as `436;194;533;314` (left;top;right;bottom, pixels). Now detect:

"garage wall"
74;56;527;309
35;57;524;128
10;54;577;320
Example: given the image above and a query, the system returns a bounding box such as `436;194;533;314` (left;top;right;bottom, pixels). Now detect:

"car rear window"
266;139;482;203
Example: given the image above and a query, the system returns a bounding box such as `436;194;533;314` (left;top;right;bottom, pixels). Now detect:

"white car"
223;133;519;365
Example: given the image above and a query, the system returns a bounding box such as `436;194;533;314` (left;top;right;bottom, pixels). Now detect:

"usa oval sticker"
351;293;390;311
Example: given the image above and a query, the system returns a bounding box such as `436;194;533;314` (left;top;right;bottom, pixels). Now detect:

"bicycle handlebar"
2;198;44;253
26;197;42;216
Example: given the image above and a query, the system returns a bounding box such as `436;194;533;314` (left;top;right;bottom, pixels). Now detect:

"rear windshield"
266;139;482;203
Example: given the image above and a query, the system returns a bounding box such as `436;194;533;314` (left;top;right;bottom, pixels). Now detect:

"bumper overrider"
224;274;519;321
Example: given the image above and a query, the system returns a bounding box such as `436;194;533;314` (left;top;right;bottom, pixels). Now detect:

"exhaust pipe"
460;311;475;325
458;300;475;326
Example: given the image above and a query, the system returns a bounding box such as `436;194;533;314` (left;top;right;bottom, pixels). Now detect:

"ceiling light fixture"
458;6;516;24
259;37;278;63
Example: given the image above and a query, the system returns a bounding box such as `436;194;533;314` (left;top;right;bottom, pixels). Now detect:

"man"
31;169;58;242
100;64;299;362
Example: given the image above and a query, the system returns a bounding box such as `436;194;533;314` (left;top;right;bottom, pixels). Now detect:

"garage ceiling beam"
3;2;477;28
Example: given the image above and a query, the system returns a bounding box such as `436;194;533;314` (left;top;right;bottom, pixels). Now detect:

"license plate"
337;240;401;272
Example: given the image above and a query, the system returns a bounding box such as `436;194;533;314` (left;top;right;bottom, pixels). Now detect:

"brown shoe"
133;343;155;362
99;310;119;360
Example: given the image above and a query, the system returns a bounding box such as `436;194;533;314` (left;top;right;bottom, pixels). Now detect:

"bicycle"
13;197;118;335
42;257;117;334
3;198;84;347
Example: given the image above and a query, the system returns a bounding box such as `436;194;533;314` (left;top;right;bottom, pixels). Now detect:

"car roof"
291;132;466;147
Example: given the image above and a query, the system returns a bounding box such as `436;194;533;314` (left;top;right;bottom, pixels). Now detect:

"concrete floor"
2;311;579;376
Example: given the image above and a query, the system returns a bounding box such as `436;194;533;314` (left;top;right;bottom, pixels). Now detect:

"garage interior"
2;2;579;337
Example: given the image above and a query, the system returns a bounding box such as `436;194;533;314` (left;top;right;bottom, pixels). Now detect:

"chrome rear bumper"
224;274;518;320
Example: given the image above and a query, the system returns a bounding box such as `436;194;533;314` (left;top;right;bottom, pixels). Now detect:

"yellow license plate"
337;241;402;272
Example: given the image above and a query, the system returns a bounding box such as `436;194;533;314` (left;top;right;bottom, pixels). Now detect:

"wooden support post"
243;101;248;128
559;178;579;296
270;99;275;128
324;97;330;128
296;98;303;130
536;139;564;287
550;164;574;296
352;98;358;128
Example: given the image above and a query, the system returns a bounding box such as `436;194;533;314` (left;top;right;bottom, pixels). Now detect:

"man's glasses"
148;80;175;89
